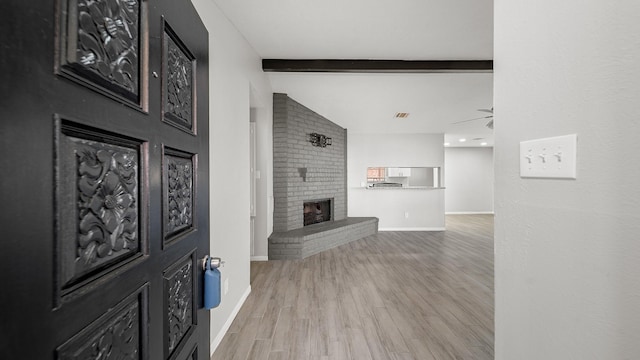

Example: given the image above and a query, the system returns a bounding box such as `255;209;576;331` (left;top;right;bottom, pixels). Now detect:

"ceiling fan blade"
452;115;493;125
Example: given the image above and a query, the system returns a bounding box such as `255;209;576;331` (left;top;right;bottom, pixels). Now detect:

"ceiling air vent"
394;112;410;118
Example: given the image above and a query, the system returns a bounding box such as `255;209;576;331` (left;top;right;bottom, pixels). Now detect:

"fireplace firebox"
303;199;332;226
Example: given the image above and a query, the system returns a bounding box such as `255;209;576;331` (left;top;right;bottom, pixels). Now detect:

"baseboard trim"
210;285;252;357
250;256;269;261
445;211;494;215
379;227;446;232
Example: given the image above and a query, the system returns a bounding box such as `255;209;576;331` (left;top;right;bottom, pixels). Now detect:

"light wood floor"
212;214;494;360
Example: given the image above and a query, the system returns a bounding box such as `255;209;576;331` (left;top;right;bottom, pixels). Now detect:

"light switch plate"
520;134;577;179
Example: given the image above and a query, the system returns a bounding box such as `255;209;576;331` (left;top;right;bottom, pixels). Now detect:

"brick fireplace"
269;94;378;260
272;93;347;232
303;198;333;226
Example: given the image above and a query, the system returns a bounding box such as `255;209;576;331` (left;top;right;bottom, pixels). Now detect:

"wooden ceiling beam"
262;59;493;73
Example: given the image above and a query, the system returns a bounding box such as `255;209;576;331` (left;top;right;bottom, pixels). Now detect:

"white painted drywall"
249;84;273;261
495;1;640;358
444;147;494;213
191;0;274;353
348;133;445;229
252;104;273;260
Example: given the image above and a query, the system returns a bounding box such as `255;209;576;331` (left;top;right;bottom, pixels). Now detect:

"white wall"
191;0;273;354
251;89;273;261
444;147;494;213
348;133;445;230
495;1;640;359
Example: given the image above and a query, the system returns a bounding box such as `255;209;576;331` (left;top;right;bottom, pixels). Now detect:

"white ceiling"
213;0;494;146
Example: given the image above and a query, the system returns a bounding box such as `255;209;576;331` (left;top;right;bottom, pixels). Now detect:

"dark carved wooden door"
0;0;210;359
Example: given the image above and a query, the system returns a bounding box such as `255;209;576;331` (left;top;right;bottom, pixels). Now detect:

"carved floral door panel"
0;0;209;359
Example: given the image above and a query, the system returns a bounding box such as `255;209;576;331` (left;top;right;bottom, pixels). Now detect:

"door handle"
202;255;223;309
201;255;224;271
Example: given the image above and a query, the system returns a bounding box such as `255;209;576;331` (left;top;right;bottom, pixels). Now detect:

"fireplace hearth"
303;199;332;226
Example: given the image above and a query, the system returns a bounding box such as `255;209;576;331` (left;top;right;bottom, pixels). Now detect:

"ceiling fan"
453;108;494;129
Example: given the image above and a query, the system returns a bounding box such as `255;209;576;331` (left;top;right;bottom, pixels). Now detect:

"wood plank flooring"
212;214;494;360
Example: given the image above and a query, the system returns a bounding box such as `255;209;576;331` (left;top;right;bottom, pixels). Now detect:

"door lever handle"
202;255;224;271
202;255;223;309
